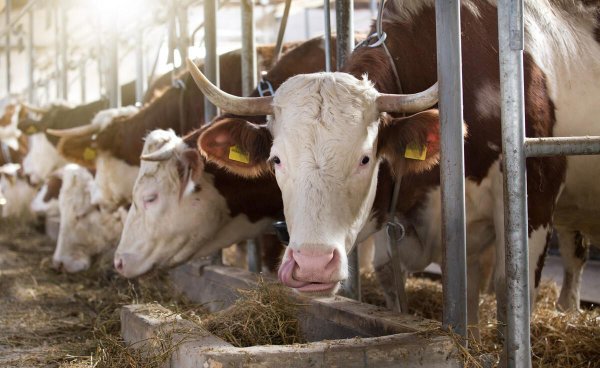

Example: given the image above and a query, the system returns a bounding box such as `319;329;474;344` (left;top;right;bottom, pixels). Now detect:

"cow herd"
0;0;598;338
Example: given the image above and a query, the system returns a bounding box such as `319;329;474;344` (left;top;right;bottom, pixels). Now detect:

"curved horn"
376;82;439;113
186;58;273;116
140;140;178;162
46;124;100;138
21;103;50;115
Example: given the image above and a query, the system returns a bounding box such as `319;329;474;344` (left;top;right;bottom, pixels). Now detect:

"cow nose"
114;257;124;272
52;258;63;271
291;246;338;282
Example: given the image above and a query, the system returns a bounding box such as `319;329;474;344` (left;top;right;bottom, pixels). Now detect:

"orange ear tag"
228;145;250;164
83;147;97;161
26;126;38;135
404;142;427;161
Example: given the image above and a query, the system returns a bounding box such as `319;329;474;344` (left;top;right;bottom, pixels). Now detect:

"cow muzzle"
278;245;344;295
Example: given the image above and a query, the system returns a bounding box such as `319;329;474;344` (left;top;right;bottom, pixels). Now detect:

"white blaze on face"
53;164;124;273
268;73;381;294
114;129;230;278
23;133;67;184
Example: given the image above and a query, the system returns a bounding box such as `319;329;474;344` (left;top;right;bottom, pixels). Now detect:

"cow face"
22;133;67;185
53;164;124;273
196;72;441;297
114;129;230;278
30;173;62;218
0;163;37;219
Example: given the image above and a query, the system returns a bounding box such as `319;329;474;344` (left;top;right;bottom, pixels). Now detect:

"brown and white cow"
189;0;600;328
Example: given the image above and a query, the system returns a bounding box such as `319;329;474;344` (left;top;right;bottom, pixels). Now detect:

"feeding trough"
121;261;461;367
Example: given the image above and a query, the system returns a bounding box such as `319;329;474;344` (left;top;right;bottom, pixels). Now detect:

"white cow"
0;163;37;219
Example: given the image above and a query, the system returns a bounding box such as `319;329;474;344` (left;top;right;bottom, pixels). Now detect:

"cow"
52;164;126;273
109;37;343;277
0;163;37;219
187;0;600;332
30;170;62;219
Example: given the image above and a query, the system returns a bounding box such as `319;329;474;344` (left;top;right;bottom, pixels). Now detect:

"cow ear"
176;148;205;199
377;109;443;174
198;117;272;178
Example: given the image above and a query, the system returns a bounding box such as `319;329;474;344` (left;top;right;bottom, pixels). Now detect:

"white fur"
30;183;59;218
22;133;67;185
92;152;139;209
268;73;381;285
53;164;124;273
90;106;139;130
0;164;36;219
115;130;275;278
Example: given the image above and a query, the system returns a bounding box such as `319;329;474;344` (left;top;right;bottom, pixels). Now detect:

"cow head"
30;171;62;218
53;164;124;273
22;132;67;185
188;60;440;296
114;129;230;278
0;163;37;219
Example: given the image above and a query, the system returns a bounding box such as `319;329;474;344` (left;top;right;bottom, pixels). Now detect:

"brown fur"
43;175;63;203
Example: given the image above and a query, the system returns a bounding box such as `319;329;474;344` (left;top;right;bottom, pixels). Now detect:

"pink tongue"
278;258;310;288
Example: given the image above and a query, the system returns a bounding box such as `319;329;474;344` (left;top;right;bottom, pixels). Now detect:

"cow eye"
272;156;281;165
360;156;370;166
142;194;158;205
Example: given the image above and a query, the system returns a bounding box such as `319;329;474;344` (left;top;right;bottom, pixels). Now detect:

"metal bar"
335;0;353;69
0;0;40;38
323;0;331;72
498;0;531;366
27;9;34;103
135;32;145;105
304;8;310;39
5;0;11;94
370;0;377;17
107;20;120;107
241;0;256;96
335;0;359;301
273;0;291;63
203;0;219;121
60;2;68;100
246;238;262;273
54;4;60;98
435;0;467;340
79;60;86;103
524;136;600;157
177;1;189;63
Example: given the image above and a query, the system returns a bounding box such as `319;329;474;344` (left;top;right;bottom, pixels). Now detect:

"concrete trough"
121;263;461;367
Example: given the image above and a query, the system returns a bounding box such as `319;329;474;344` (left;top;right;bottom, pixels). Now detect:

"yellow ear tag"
83;147;97;161
26;126;38;135
404;142;427;161
228;145;250;164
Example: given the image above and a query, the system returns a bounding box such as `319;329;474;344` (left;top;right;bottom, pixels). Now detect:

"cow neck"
204;161;283;223
46;99;109;146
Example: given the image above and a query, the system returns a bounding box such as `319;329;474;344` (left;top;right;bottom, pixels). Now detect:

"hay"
199;277;305;347
361;271;600;367
0;219;197;368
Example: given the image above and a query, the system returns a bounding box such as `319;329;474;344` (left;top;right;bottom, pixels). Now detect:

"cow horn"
376;82;439;113
46;124;100;138
186;58;273;116
22;103;50;115
140;140;177;162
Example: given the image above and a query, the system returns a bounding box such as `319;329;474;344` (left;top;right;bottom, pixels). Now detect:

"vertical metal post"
5;0;11;94
27;9;34;103
498;0;531;366
135;32;145;105
335;0;359;301
107;18;119;108
54;3;60;98
323;0;331;72
203;0;218;121
246;239;262;273
304;8;310;39
176;1;189;63
241;0;256;96
60;2;68;100
273;0;291;63
435;0;467;340
79;60;86;103
369;0;377;17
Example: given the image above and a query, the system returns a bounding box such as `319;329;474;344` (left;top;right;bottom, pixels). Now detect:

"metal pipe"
107;20;120;107
435;0;467;340
60;2;68;100
0;0;40;38
498;0;531;366
177;1;189;63
79;60;86;103
335;0;359;301
524;136;600;157
6;0;11;94
335;0;353;69
323;0;331;72
135;32;145;105
203;0;219;121
241;0;256;96
54;4;60;98
370;0;377;17
27;9;34;103
273;0;291;63
246;238;262;273
304;8;310;39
